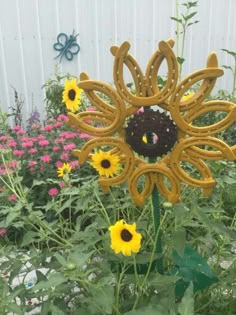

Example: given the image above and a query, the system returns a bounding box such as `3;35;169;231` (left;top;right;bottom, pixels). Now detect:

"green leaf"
172;246;218;298
172;228;186;257
183;12;197;21
54;253;67;266
178;283;194;315
36;270;48;282
177;57;185;65
51;303;66;315
21;231;40;246
124;305;167;315
33;272;67;291
90;286;114;314
170;17;182;23
222;49;236;58
41;300;51;315
7;303;24;315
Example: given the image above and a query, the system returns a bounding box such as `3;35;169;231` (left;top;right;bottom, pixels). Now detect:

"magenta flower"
69;160;80;169
38;140;49;147
21;141;34;148
40;155;51;163
57;114;68;122
8;194;17;202
59;181;66;188
63;143;76;151
0;135;8;141
53;146;61;152
55;138;65;144
28;160;37;167
13;150;24;157
12;125;21;132
60;152;70;161
0;228;7;236
44;125;54;132
8;160;18;169
16;129;25;135
8;139;17;147
53;122;63;128
48;187;59;196
56;161;63;168
79;133;92;139
28;148;38;154
37;135;45;140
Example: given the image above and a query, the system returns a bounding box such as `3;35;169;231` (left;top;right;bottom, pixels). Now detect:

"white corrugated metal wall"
0;0;235;122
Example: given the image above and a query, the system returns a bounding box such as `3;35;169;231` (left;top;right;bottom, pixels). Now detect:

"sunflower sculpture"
67;38;236;207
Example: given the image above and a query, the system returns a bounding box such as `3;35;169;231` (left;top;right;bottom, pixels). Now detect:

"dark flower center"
125;110;177;158
121;229;133;242
68;89;76;101
101;159;111;168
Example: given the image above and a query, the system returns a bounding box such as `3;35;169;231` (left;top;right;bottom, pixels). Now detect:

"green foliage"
221;48;236;98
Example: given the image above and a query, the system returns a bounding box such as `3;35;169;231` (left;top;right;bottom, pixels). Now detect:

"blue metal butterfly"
53;30;80;62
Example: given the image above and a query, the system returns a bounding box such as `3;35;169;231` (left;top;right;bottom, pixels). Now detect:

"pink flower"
40;155;51;163
0;168;7;175
8;194;17;202
137;107;144;114
79;133;91;139
63;143;76;151
38;140;49;147
8;160;18;169
28;160;37;167
48;187;59;196
31;123;41;130
60;152;70;161
53;122;63;128
57;114;68;122
13;150;24;157
55;138;65;144
59;181;65;188
28;148;38;154
21;141;34;148
87;107;95;111
29;167;35;173
44;125;54;132
37;135;45;140
0;135;8;141
69;160;80;169
0;228;7;236
8;139;17;147
60;131;77;139
17;129;25;135
55;161;63;168
12;125;21;132
53;146;61;152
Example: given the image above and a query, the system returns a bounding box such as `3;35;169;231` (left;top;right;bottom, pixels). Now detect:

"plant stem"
233;56;236;98
151;186;163;274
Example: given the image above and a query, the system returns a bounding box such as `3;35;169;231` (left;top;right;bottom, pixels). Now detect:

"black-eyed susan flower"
90;150;120;178
62;78;83;112
57;162;72;178
109;220;142;256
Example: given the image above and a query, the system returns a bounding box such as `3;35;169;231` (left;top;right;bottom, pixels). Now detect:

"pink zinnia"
13;150;24;157
69;160;80;169
52;146;60;152
28;148;38;154
55;138;65;144
37;135;45;140
8;160;18;169
0;228;7;236
28;160;37;167
0;168;7;175
60;152;70;161
48;187;59;196
12;125;21;132
63;143;76;151
44;125;54;132
55;161;63;168
53;122;63;128
40;155;51;163
17;129;25;135
0;135;8;142
8;194;17;202
79;133;91;139
21;141;34;148
57;114;68;122
38;140;49;147
59;181;66;188
8;139;17;147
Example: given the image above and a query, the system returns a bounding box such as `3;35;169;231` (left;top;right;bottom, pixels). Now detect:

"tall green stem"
151;186;163;274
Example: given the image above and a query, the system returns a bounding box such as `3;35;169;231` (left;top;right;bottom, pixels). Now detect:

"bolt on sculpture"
67;39;236;279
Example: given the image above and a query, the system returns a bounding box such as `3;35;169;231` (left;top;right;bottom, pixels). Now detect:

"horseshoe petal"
67;78;126;137
113;40;178;107
182;100;236;136
73;137;136;189
170;138;234;188
129;163;180;206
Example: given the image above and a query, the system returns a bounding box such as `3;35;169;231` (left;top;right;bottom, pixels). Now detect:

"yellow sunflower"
57;163;72;178
109;220;142;256
62;78;83;112
90;150;120;178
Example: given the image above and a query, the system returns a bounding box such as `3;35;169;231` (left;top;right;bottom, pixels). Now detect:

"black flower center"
68;89;76;101
121;229;133;242
125;109;177;158
101;159;111;168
